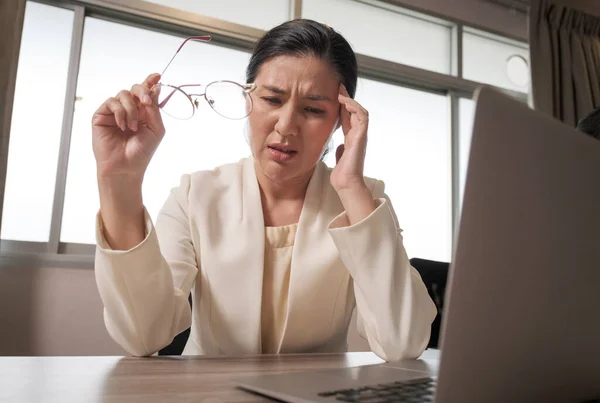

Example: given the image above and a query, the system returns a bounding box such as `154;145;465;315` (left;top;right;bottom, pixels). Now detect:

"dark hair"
576;108;600;140
246;19;358;98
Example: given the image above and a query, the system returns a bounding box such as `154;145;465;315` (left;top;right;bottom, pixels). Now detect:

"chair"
409;258;449;349
158;294;192;355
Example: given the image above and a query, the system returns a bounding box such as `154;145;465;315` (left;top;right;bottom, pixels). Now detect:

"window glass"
303;0;452;75
61;18;251;244
463;28;530;93
1;2;74;242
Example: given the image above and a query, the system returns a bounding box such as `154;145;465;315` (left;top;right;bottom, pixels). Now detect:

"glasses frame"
152;36;256;120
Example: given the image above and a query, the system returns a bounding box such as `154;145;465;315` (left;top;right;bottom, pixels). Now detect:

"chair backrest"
409;258;449;349
158;294;192;355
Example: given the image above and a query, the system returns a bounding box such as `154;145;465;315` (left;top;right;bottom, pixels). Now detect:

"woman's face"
248;55;341;185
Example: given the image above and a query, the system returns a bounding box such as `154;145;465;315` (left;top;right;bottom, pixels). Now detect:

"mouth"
267;144;298;162
267;145;297;155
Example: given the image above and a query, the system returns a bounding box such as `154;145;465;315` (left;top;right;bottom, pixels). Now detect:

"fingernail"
131;121;138;131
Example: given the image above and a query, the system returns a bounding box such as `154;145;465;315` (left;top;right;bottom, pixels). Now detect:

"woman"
92;19;436;360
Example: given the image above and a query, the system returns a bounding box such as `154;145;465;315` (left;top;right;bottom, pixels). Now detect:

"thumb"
143;85;165;135
335;144;344;164
149;77;162;105
144;104;165;137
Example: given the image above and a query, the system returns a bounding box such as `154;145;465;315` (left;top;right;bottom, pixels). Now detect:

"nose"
274;102;299;137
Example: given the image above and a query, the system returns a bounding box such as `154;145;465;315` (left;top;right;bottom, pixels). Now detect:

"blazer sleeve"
94;174;198;357
327;180;437;361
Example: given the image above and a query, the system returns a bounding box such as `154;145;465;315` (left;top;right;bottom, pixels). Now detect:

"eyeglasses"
151;36;256;120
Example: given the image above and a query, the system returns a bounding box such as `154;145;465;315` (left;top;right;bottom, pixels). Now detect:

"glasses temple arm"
159;35;212;78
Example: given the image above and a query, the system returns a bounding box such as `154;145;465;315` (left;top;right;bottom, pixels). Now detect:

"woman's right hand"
92;73;165;182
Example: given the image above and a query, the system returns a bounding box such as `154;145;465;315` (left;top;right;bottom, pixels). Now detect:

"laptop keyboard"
317;377;437;402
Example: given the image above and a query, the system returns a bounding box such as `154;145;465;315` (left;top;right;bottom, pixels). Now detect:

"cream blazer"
94;157;437;361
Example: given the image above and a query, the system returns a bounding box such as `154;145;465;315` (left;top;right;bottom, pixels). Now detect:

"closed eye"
306;107;325;115
262;97;282;105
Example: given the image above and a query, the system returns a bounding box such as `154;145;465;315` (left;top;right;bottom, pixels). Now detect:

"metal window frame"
0;0;529;268
463;25;529;50
48;4;85;254
291;0;302;20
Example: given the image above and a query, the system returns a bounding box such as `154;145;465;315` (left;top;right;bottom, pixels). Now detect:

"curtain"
530;0;600;126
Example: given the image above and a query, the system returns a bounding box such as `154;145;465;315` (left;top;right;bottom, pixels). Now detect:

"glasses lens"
153;84;195;120
205;81;252;120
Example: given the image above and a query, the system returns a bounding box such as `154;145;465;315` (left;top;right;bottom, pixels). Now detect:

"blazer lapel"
204;157;265;354
239;157;266;353
277;162;348;353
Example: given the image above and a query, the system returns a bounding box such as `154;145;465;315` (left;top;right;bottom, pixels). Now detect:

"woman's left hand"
330;84;369;193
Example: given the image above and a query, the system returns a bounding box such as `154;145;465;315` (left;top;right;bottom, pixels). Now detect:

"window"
60;18;251;244
458;98;476;211
0;2;74;242
325;79;452;262
2;0;529;263
302;0;452;75
463;28;530;93
142;0;291;31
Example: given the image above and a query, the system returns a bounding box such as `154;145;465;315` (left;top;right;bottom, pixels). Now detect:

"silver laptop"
235;86;600;403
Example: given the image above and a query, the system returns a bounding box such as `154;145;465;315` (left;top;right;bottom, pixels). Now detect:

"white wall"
0;266;127;356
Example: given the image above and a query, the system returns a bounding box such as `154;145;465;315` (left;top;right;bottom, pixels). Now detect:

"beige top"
261;223;298;354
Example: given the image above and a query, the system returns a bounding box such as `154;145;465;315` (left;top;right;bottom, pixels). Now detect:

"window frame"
0;0;529;269
462;25;530;93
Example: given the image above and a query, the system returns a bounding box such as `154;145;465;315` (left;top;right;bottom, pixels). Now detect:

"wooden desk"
0;352;395;402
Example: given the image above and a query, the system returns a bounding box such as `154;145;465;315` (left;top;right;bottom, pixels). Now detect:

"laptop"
235;86;600;403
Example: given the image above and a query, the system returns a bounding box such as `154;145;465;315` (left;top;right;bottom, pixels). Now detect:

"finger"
335;144;344;164
115;90;139;132
102;97;127;131
142;73;162;104
144;86;166;135
338;94;368;117
339;83;367;115
131;83;153;106
339;96;368;123
133;83;164;135
339;101;351;136
91;112;118;128
149;82;162;105
142;73;161;90
341;100;359;113
340;83;350;98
